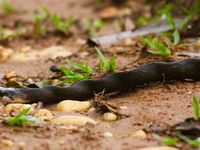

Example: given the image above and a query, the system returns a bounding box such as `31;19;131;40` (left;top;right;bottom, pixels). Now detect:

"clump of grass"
95;47;116;72
53;15;74;33
141;3;183;57
5;107;39;126
60;60;93;84
84;19;105;37
141;36;171;57
0;0;14;14
33;14;47;36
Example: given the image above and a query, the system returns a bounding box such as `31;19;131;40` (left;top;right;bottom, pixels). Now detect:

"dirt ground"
0;0;200;150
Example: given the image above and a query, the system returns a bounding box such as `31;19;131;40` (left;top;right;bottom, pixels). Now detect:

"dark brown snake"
0;59;200;103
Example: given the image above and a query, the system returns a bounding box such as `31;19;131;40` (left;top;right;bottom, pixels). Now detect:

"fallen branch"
87;20;182;47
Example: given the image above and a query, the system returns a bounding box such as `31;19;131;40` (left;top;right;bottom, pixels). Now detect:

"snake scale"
0;59;200;103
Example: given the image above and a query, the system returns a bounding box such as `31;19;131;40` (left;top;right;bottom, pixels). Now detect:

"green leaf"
40;5;51;20
95;47;108;70
1;0;14;14
143;36;171;57
177;133;200;147
95;47;116;72
163;136;179;146
94;19;105;30
5;107;39;126
163;9;176;29
53;15;73;33
67;60;93;75
109;56;116;72
60;65;89;84
192;96;200;120
173;30;180;45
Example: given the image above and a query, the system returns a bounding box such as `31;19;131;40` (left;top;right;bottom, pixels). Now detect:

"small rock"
56;100;91;112
103;112;117;121
34;109;54;121
51;115;96;126
59;140;65;145
131;130;147;138
138;146;178;150
1;139;14;147
120;106;128;110
103;132;113;137
87;107;95;113
19;141;26;148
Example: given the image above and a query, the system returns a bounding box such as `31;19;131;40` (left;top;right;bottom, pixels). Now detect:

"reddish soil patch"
0;0;199;150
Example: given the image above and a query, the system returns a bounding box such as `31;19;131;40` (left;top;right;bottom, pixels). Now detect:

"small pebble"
138;146;178;150
131;130;147;138
103;132;113;137
1;139;13;147
103;112;117;121
59;140;65;145
120;106;128;110
51;115;96;126
56;100;91;112
34;109;54;121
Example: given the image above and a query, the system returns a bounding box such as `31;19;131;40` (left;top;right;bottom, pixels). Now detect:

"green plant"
142;36;171;57
33;14;46;36
5;107;39;126
67;60;93;75
84;19;105;37
162;7;180;45
192;96;200;120
60;60;93;84
40;5;51;21
177;133;200;147
53;15;73;33
163;136;179;146
95;47;116;72
1;0;14;14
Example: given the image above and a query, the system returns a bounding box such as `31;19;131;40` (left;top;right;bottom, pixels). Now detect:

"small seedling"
5;107;39;126
0;0;14;14
67;60;93;75
84;19;105;37
53;15;73;33
60;60;93;84
142;36;171;57
162;8;180;45
40;5;51;21
192;96;200;120
163;136;179;146
33;14;46;36
95;47;116;72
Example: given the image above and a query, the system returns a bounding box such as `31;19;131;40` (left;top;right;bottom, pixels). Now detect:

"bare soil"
0;0;199;150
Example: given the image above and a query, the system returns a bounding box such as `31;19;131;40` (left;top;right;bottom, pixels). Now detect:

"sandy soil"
0;0;199;150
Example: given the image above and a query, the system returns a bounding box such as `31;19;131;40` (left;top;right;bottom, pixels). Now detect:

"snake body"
1;59;200;103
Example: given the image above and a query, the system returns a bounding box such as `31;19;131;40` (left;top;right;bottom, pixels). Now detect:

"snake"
0;59;200;103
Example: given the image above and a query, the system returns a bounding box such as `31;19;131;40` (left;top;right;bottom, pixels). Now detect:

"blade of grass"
192;96;200;120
